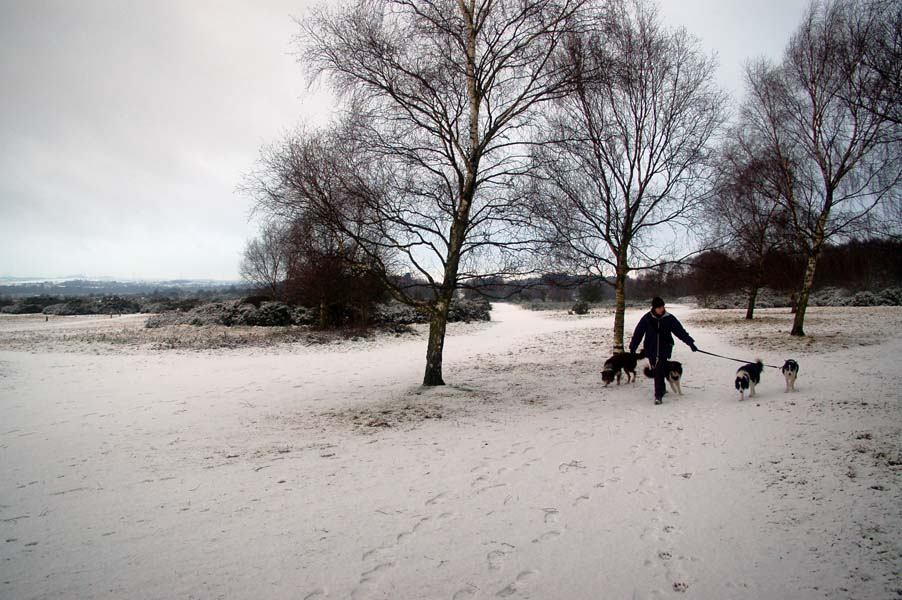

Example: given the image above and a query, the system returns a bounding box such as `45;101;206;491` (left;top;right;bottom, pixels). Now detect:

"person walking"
629;296;697;405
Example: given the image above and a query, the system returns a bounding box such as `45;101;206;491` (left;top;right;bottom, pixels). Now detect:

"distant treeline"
637;238;902;301
3;239;898;318
0;279;249;299
0;281;251;316
0;294;232;316
462;239;902;303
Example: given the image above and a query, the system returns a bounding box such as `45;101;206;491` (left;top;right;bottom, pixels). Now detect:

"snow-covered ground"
1;303;899;599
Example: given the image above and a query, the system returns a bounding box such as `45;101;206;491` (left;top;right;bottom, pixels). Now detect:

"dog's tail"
643;366;654;378
755;359;763;368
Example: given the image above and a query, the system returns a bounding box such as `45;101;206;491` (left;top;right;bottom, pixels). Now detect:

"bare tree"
270;208;385;327
239;221;289;298
251;0;589;385
742;0;902;336
846;0;902;126
708;133;792;319
528;0;727;353
852;0;902;238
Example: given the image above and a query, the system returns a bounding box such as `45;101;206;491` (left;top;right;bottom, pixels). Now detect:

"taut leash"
696;349;782;370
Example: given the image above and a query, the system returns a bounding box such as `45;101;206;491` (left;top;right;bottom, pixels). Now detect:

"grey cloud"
0;0;811;279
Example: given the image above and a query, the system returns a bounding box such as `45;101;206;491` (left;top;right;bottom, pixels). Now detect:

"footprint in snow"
487;549;509;571
496;570;539;598
531;530;561;543
361;546;390;561
453;584;479;599
558;460;585;473
360;561;394;583
426;492;448;506
541;508;559;524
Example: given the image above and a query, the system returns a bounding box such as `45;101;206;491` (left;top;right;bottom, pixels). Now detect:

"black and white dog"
735;360;763;401
781;359;799;392
643;360;684;395
665;360;683;395
602;349;646;386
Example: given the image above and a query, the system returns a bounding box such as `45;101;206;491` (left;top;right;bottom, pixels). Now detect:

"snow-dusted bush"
876;287;902;305
572;301;589;315
145;301;313;328
371;298;491;325
447;298;491;322
139;297;205;314
1;303;45;314
702;286;901;309
371;302;427;325
846;288;902;306
850;291;875;306
42;301;96;315
810;287;853;307
235;302;295;326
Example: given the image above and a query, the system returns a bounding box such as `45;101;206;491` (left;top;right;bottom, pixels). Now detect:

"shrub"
146;301;318;328
572;301;589;315
1;303;45;314
372;298;491;326
851;291;877;306
42;300;96;315
448;298;491;322
876;288;902;305
98;296;141;314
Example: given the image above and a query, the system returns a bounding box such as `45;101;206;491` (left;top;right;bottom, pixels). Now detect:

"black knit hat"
651;296;665;309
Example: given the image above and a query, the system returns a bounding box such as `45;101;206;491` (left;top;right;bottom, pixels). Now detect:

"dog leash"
695;349;782;369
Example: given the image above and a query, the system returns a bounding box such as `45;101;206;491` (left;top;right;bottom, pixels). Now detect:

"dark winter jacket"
629;310;695;360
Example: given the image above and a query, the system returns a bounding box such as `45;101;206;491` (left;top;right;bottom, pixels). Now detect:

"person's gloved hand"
690;343;698;352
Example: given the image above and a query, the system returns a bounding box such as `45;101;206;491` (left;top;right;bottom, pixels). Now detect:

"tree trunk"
423;300;450;386
790;251;820;336
746;261;766;320
613;265;628;354
745;286;759;320
421;1;477;387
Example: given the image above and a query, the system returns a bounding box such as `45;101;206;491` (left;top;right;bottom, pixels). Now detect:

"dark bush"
43;300;96;315
572;301;589;315
145;301;317;328
448;298;491;322
241;294;276;308
98;295;141;314
140;297;205;313
1;303;45;314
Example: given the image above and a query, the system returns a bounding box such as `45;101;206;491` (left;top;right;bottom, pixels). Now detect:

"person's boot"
654;396;663;405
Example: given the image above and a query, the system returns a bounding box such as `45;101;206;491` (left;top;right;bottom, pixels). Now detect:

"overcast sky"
0;0;810;281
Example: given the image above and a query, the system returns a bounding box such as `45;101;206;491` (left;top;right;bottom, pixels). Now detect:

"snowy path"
1;304;900;599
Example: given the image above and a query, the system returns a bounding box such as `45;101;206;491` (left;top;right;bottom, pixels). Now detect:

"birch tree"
742;0;901;336
708;133;791;319
528;0;726;353
251;0;589;385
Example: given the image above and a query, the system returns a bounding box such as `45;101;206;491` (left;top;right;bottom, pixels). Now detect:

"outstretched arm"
671;317;698;351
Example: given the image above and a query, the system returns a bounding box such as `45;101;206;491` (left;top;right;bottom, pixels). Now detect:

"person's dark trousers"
649;357;667;399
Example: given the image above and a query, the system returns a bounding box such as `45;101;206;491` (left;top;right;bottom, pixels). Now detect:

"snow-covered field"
1;304;900;599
